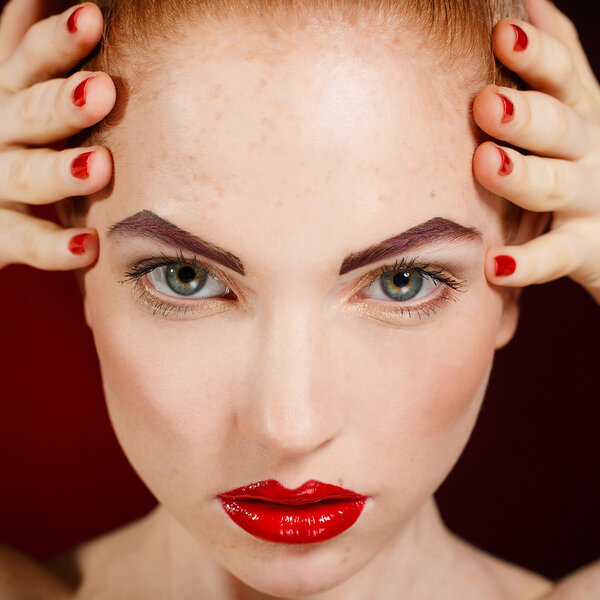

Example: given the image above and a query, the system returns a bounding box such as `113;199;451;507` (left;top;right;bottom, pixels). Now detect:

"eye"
147;262;231;299
362;267;439;302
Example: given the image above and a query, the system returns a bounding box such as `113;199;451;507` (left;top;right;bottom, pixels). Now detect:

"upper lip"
218;479;366;505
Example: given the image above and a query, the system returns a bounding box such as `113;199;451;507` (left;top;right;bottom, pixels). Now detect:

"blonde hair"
81;0;527;79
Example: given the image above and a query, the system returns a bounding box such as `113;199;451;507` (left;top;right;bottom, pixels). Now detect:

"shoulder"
0;510;160;600
535;560;600;600
44;508;163;600
0;543;74;600
447;534;554;600
451;534;600;600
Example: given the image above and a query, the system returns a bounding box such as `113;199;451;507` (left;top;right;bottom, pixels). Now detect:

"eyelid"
123;251;244;299
347;257;464;300
123;253;465;321
339;258;466;324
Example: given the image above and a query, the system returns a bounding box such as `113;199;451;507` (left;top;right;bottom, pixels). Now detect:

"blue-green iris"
165;264;207;296
380;269;423;301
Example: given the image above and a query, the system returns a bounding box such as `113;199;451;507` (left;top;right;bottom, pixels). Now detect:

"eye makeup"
121;250;238;318
120;251;467;322
348;257;466;322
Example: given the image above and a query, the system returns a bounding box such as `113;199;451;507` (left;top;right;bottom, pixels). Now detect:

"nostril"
235;404;338;459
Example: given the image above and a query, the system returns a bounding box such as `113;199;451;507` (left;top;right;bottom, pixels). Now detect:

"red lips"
218;479;367;544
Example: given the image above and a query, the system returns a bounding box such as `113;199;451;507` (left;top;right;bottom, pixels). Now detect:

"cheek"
336;282;502;489
86;262;502;514
86;286;243;498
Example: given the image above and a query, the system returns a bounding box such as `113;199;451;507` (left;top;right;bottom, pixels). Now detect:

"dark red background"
1;0;599;582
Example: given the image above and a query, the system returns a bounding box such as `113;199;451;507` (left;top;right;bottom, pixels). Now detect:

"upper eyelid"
123;257;466;322
123;254;233;287
124;255;465;300
357;260;465;292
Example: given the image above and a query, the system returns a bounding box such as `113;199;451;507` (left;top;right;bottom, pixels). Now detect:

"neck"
143;497;460;600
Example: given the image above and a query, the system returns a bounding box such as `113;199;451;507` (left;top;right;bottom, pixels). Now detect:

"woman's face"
83;22;517;596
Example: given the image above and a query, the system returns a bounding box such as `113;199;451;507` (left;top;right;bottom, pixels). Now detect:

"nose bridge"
238;303;342;457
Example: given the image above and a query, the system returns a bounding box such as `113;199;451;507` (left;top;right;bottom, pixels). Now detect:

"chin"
211;536;373;598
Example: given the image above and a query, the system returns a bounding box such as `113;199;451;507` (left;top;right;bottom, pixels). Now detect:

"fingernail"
512;24;528;52
67;7;84;34
498;93;515;123
495;255;516;277
69;233;90;256
73;76;94;107
71;151;94;179
497;147;513;176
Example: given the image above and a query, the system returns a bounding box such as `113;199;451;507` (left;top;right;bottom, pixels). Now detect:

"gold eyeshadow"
119;252;468;323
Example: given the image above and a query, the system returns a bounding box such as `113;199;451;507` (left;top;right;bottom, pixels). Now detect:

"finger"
524;0;600;98
493;18;595;110
0;207;98;270
472;84;599;160
485;224;589;287
0;3;103;93
0;146;113;204
0;0;46;63
473;141;599;214
0;71;116;146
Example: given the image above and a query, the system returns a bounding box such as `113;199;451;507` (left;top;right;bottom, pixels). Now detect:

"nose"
236;309;344;459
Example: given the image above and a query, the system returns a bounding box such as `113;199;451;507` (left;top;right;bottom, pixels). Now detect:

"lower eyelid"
135;284;233;319
143;272;234;301
125;259;463;321
350;280;460;318
349;290;458;324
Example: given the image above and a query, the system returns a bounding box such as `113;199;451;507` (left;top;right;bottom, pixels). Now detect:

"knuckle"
547;162;571;206
19;20;44;65
555;237;580;275
543;247;570;280
556;14;579;42
6;152;30;195
551;40;576;87
517;95;533;133
20;226;41;263
20;221;49;265
18;82;48;128
547;100;568;146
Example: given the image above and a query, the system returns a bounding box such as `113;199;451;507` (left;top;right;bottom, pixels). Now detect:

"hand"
473;0;600;304
0;0;115;271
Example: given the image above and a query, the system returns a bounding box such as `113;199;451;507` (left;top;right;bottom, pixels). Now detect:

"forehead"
93;24;497;253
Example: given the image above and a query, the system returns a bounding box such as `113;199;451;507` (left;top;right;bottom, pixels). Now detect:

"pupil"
393;272;411;289
178;266;197;284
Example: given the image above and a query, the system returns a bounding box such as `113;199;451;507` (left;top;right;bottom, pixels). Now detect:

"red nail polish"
498;93;515;123
512;24;528;51
73;76;94;107
495;255;516;277
71;151;94;179
497;147;513;176
69;233;90;256
67;7;84;34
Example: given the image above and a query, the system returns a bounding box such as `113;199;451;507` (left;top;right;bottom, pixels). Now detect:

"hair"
64;0;528;232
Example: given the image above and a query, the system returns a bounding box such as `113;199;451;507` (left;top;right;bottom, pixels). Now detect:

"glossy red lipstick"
218;480;367;544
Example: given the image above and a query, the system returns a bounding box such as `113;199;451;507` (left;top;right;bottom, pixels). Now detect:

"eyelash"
121;252;466;320
121;250;232;318
357;257;466;320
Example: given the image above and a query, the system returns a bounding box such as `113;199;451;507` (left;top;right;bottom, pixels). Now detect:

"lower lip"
219;497;367;544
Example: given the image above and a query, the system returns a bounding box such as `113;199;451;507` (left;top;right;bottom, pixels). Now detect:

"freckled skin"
82;22;522;600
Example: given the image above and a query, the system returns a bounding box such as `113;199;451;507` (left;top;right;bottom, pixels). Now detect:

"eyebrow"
339;217;482;275
107;210;482;277
107;210;246;275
